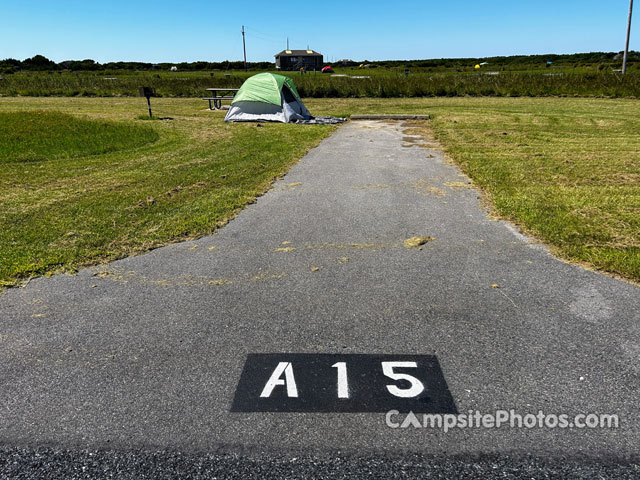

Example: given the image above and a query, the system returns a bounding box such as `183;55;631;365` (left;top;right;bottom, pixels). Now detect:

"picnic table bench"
203;88;240;110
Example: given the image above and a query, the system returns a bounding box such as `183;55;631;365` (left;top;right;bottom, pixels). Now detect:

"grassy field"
2;69;639;98
0;96;638;286
0;98;337;286
0;111;158;162
427;98;640;281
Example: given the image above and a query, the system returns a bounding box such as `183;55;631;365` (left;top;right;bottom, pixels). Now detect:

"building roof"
275;49;322;57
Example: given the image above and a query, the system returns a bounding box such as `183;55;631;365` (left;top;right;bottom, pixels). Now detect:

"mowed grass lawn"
0;96;639;286
0;98;337;286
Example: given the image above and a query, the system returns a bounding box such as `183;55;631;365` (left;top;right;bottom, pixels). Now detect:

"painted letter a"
260;362;299;398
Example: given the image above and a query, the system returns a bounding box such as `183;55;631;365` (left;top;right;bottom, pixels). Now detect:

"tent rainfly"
224;73;312;123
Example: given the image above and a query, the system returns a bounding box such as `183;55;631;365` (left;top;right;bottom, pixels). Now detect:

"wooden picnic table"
203;88;240;110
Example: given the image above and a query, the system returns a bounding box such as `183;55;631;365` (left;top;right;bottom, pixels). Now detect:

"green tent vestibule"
224;73;312;123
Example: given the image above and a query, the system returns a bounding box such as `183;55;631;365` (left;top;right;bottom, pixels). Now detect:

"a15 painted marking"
231;354;457;413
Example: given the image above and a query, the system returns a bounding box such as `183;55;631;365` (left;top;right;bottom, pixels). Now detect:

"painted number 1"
332;362;349;398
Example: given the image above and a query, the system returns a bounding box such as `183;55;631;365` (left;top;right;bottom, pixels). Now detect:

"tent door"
281;84;306;122
281;85;302;114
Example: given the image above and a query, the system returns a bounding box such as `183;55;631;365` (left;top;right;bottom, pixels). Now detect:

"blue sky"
1;1;636;62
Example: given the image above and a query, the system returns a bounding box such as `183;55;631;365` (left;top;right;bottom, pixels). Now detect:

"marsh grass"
1;70;639;98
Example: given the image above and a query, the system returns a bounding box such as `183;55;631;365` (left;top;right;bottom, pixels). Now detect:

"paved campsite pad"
0;121;638;472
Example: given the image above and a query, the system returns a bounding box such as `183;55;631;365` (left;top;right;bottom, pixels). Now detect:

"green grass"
0;96;638;286
0;97;337;286
427;99;640;281
0;111;158;163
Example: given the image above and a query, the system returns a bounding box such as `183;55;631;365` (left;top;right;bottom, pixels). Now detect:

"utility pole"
622;0;634;74
242;25;247;72
287;37;289;50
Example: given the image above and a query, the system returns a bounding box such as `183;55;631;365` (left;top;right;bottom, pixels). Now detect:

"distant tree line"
1;52;638;74
376;51;639;69
0;55;275;73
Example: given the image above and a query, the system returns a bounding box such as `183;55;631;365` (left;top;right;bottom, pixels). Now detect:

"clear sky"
1;1;636;63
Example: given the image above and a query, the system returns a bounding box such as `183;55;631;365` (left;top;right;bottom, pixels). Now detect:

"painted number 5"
381;361;425;398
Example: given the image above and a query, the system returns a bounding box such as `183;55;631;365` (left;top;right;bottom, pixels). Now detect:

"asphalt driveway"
1;120;638;477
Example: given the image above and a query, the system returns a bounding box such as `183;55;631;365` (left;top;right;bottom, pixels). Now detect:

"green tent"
225;73;311;123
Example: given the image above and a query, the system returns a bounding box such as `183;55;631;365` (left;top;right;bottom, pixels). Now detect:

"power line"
244;26;281;42
244;32;281;46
